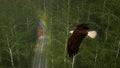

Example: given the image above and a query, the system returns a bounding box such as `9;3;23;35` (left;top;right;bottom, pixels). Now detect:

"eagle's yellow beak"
87;31;97;39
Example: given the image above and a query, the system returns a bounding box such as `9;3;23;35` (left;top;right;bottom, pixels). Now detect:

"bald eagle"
67;24;97;57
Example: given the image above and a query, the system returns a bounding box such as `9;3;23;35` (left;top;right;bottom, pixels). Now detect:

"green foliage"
0;0;38;68
44;0;120;68
0;0;120;68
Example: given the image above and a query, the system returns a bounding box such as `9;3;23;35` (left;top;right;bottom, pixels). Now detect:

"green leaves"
45;0;120;68
0;0;120;68
0;0;38;68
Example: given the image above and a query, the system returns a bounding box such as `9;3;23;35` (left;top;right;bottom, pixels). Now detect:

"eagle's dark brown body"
67;24;89;57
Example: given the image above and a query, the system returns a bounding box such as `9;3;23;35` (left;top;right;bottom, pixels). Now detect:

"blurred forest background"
0;0;120;68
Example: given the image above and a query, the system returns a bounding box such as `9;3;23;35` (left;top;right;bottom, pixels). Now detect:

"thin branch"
53;39;64;46
103;0;107;13
104;15;110;42
116;41;120;59
114;41;120;68
43;0;46;20
77;6;80;24
50;16;54;68
72;56;75;68
6;35;14;67
87;7;91;23
94;49;98;67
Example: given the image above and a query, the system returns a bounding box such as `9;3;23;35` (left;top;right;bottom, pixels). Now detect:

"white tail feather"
69;30;74;34
87;31;97;39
